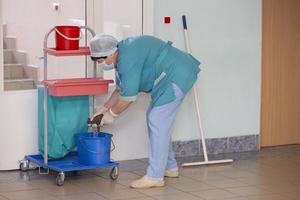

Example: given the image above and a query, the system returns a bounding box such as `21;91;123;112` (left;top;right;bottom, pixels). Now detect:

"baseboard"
173;134;259;157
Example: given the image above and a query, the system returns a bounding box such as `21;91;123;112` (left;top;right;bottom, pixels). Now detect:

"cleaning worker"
89;34;201;189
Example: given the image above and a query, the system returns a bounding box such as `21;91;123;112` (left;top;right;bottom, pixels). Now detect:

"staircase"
3;25;37;91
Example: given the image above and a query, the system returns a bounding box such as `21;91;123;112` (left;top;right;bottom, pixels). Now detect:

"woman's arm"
105;88;133;115
110;100;132;115
104;88;120;109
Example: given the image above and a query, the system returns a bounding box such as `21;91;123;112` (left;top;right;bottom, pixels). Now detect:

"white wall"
1;0;39;170
2;0;87;80
154;0;262;140
0;0;3;91
0;90;38;170
101;0;143;85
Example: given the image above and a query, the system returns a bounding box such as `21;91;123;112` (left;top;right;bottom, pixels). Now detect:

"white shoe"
164;169;179;178
130;175;165;189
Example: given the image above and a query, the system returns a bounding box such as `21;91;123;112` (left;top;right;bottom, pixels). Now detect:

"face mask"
100;60;115;71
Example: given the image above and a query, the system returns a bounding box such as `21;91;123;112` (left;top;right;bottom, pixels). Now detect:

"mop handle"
181;15;208;161
182;15;188;30
182;15;191;53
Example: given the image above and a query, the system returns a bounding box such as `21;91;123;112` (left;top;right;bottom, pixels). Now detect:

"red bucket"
55;26;81;50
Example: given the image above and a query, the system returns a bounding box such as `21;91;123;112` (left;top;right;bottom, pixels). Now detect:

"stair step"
3;50;16;64
23;65;38;82
4;50;27;65
4;79;36;91
3;24;7;37
3;37;17;50
4;64;24;79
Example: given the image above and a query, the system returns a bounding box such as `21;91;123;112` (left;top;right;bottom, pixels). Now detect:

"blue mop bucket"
75;132;112;165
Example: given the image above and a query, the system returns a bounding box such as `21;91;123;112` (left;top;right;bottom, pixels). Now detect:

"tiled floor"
0;145;300;200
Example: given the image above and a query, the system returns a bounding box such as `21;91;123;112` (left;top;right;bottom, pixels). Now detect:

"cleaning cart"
19;26;119;186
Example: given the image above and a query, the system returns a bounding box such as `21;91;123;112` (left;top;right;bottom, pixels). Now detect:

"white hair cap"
90;34;118;57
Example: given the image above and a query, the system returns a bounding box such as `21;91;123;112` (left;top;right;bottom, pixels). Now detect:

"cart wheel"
56;172;65;186
110;166;119;180
19;160;29;172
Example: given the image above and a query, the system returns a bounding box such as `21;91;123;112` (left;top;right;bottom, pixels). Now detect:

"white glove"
101;109;118;126
91;106;108;121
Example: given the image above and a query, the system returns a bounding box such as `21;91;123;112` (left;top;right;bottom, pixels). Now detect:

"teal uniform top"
116;35;201;107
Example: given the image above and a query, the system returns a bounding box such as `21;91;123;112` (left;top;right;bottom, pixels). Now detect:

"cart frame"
20;26;119;186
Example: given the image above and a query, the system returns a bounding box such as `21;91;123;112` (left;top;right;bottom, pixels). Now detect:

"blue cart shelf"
23;152;119;186
25;151;119;172
19;26;119;186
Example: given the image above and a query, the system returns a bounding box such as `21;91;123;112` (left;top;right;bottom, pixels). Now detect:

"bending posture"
89;35;201;188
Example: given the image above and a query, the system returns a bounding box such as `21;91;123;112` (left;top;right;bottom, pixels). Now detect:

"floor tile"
114;171;141;181
131;169;147;176
259;182;300;194
0;172;18;183
0;181;38;192
92;171;141;187
245;194;295;200
0;195;8;200
128;197;155;200
234;175;275;185
134;186;182;196
164;176;197;185
169;181;215;192
225;186;273;196
216;170;255;179
244;165;280;176
0;171;38;183
276;189;300;200
260;171;298;183
292;180;300;187
152;192;204;200
113;179;133;187
72;179;126;193
203;178;248;188
1;189;59;200
196;164;236;173
56;192;106;200
96;188;147;199
43;183;90;196
233;163;266;174
0;145;299;200
181;171;229;182
190;189;239;199
259;158;295;167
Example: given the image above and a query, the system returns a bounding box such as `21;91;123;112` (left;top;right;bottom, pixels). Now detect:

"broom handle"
182;15;208;161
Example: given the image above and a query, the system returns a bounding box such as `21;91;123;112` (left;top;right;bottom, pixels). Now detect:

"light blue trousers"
146;83;185;179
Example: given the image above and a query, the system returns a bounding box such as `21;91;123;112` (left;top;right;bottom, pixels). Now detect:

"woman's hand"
90;106;108;121
100;111;115;126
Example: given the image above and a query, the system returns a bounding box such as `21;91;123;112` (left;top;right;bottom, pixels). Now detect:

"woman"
89;34;201;188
